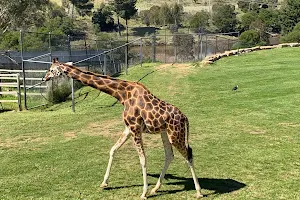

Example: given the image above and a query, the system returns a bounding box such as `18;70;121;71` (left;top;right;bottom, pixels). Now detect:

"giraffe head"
44;58;73;81
43;58;64;81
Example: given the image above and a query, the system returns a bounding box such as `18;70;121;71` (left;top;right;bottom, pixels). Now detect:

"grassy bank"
1;47;300;199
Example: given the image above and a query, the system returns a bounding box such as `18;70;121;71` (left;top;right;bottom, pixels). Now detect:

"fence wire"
0;30;239;110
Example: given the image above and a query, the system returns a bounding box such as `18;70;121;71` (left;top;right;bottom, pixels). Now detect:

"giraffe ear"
65;62;73;66
52;58;59;63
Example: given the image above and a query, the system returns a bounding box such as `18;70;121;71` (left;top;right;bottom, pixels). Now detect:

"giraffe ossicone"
44;58;203;199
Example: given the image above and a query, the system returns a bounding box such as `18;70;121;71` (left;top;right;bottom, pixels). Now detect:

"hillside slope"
1;47;300;199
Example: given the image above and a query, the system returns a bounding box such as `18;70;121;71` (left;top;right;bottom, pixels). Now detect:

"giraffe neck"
59;63;129;104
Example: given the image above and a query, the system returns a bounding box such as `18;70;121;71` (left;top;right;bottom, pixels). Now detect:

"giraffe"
43;58;203;199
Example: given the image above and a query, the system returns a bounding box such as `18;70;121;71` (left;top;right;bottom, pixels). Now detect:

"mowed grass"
1;47;300;199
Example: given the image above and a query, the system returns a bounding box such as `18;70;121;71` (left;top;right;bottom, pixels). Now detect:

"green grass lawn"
1;47;300;199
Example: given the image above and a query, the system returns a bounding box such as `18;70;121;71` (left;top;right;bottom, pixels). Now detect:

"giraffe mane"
60;62;126;82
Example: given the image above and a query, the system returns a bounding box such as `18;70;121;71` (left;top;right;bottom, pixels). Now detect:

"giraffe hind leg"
173;142;203;198
150;132;174;195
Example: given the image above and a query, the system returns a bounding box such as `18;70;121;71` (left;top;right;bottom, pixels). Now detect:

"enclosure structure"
0;30;239;111
0;72;21;111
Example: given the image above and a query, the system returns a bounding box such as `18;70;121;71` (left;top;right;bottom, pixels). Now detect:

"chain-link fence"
0;30;239;111
136;32;239;63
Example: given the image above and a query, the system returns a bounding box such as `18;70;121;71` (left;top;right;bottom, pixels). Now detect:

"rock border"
201;43;300;65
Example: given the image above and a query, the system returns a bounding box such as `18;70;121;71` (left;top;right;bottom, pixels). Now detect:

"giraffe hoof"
100;183;108;188
196;193;204;198
150;189;157;195
140;196;147;200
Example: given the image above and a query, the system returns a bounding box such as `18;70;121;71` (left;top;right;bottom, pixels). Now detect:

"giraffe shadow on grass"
104;173;246;198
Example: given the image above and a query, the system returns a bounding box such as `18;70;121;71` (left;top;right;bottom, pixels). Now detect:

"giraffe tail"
184;117;193;162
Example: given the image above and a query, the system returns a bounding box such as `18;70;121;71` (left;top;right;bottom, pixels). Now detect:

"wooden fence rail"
0;73;21;111
0;69;48;110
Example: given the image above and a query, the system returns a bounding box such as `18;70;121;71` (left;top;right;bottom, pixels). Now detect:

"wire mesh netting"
0;30;239;110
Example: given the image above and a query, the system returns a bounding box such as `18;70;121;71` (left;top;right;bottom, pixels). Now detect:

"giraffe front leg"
150;132;174;195
133;133;148;199
100;126;131;188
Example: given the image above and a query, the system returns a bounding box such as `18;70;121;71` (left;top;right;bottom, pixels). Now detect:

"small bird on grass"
232;85;238;91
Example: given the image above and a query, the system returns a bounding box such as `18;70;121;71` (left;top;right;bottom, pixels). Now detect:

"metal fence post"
164;29;167;63
68;35;72;61
104;54;107;75
200;34;203;60
215;35;218;54
84;35;89;71
140;38;143;67
71;78;75;112
174;36;177;63
17;73;21;111
20;30;27;110
152;34;156;62
48;32;52;62
227;38;230;50
125;44;128;75
197;34;201;60
205;34;208;57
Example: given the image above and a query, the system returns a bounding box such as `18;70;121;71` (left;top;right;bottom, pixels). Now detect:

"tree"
170;3;184;27
258;9;280;33
159;3;172;26
189;11;210;32
149;6;161;26
113;0;137;30
212;3;237;33
139;10;150;27
69;0;94;16
281;23;300;43
92;4;115;32
0;0;50;33
249;19;268;44
239;29;260;47
240;12;257;31
237;0;250;12
280;0;300;34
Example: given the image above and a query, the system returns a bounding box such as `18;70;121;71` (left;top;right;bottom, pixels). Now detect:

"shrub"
239;30;261;47
46;76;72;104
280;23;300;43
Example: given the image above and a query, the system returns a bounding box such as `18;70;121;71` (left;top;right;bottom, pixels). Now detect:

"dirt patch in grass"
64;132;77;140
0;135;50;149
143;133;163;148
278;122;300;127
249;129;266;135
155;63;193;76
85;119;163;148
86;119;124;139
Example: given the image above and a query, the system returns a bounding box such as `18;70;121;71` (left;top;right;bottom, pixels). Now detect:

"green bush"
280;23;300;43
238;30;261;47
46;76;72;104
